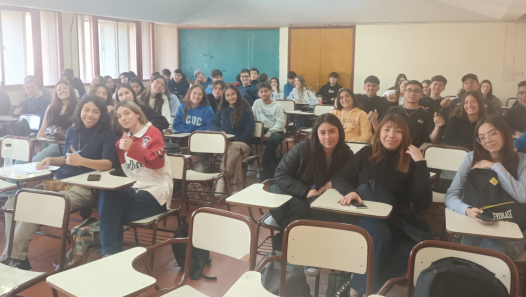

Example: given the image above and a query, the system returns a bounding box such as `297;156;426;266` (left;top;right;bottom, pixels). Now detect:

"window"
78;15;93;83
40;11;60;86
141;22;153;80
0;10;34;85
98;19;137;78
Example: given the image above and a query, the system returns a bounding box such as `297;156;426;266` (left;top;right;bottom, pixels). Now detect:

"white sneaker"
194;162;208;173
304;266;320;277
246;162;258;177
215;178;225;194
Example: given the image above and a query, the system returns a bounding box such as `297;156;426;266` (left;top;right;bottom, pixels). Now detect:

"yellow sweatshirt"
331;108;372;142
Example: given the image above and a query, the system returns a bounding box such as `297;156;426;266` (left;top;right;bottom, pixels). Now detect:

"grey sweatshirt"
252;99;286;134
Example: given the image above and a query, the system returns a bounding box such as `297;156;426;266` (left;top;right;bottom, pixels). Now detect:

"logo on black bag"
489;177;498;186
492;210;513;220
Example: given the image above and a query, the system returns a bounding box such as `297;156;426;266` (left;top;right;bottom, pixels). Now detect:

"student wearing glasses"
445;116;526;259
238;68;258;106
504;81;526;138
371;80;445;148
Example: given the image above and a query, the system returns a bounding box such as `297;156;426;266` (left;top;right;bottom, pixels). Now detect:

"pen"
70;150;82;155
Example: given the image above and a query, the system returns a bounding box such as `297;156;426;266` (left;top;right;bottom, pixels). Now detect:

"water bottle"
3;143;13;177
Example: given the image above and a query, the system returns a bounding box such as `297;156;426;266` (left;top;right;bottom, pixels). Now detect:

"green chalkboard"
179;29;280;83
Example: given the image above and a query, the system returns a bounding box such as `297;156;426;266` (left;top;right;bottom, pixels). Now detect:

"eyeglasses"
405;88;422;94
518;91;526;97
476;130;499;144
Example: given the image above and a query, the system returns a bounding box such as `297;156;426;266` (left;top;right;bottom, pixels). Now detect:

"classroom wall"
353;22;526;104
155;24;179;72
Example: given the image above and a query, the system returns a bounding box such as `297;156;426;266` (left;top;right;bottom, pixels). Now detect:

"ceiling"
0;0;525;24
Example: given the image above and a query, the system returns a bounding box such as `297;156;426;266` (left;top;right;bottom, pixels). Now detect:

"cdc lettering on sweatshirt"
186;115;203;126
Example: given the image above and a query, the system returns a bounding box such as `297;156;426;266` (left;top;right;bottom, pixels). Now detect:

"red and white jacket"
116;122;173;206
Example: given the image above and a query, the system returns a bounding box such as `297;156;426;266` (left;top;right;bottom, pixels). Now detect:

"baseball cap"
462;73;478;83
194;69;204;77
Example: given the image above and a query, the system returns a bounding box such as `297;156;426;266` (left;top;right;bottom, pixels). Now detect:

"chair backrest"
409;241;517;295
314;105;334;116
0;135;33;162
424;145;469;172
167;154;186;180
347;141;370;154
276;99;295;112
282;220;374;295
254;121;264;138
507;98;517;108
188;131;227;154
20;114;41;130
191;208;257;265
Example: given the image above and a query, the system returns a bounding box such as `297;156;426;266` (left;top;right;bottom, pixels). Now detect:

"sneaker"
304;266;320;277
194;162;208;173
246;162;258;177
9;257;32;270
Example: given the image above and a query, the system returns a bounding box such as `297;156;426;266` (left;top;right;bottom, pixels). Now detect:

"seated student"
332;114;432;294
115;84;169;135
419;75;447;115
269;113;353;236
193;69;212;91
209;85;255;192
84;76;103;99
355;75;392;119
138;74;172;134
515;132;526;153
89;83;114;113
167;69;190;102
480;79;502;114
284;71;296;98
371;80;445;148
0;87;11;116
161;69;171;82
504;81;526;137
62;69;86;98
98;101;172;257
164;85;180;117
173;84;214;133
331;88;372;142
252;83;286;180
104;76;116;96
270;77;284;100
287;75;318;108
1;96;116;270
383;79;408;105
235;73;241;87
317;72;342;104
259;73;269;84
421;79;431;97
387;73;408;91
24;75;52;101
445;115;526;259
119;72;131;84
206;80;226;113
442;91;487;150
205;69;223;95
440;74;497;119
250;67;260;85
14;78;51;125
238;68;259;106
130;77;146;97
35;81;78;161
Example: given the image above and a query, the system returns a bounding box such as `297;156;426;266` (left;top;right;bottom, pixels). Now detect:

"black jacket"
206;94;220;113
167;76;190;102
273;141;353;199
504;104;526;134
440;95;497;122
317;83;342;103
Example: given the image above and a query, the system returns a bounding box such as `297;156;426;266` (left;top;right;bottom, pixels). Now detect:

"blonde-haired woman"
98;100;173;257
287;75;318;128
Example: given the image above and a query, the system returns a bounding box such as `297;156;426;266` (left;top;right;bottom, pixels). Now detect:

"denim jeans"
461;231;526;260
260;131;285;180
98;188;166;256
350;217;415;294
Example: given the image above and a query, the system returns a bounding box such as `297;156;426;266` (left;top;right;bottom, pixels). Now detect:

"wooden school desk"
0;162;59;188
165;132;235;140
445;208;523;240
61;170;136;191
285;110;314;116
226;183;292;209
310;189;393;219
46;247;155;297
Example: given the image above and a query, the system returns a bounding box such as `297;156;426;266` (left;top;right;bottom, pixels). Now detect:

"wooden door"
289;29;321;92
319;28;354;89
289;27;355;92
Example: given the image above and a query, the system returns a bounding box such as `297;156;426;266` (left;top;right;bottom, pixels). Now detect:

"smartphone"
87;174;101;181
476;214;497;222
350;203;368;210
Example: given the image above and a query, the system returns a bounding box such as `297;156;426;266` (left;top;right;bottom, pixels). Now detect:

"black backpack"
0;119;31;138
171;216;216;281
413;257;509;297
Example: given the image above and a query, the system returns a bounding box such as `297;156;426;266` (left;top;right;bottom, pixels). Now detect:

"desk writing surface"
0;163;57;182
46;247;155;297
310;189;392;218
445;208;523;240
62;170;136;190
226;183;292;209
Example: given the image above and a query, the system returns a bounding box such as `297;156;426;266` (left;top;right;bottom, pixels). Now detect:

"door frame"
288;25;356;90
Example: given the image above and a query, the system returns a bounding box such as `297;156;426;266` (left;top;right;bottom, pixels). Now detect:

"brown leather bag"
45;125;66;141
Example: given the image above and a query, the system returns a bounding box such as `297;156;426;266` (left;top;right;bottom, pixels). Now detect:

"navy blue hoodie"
209;106;254;145
173;103;215;133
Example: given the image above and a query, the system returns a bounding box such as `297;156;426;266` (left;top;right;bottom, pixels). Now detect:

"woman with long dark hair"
387;73;407;91
479;79;502;114
332;114;432;295
383;79;408;105
206;80;226;113
139;74;172;134
270;77;284;100
35;81;79;160
331;88;371;142
129;77;146;97
88;83;114;113
269;113;353;236
209;85;255;192
442;91;487;150
445;115;526;259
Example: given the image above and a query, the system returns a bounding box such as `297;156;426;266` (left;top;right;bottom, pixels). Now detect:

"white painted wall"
353;22;526;104
278;27;289;92
155;24;179;72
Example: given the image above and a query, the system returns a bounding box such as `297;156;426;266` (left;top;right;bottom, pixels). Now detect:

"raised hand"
119;134;132;151
66;146;84;166
434;112;445;127
367;109;378;122
440;96;450;108
406;145;425;162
